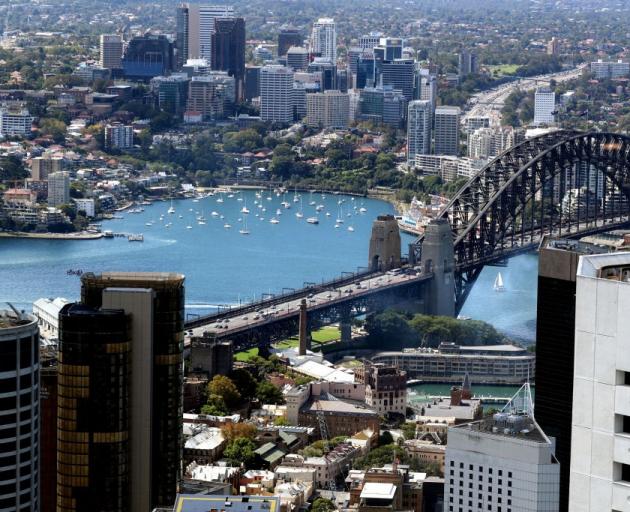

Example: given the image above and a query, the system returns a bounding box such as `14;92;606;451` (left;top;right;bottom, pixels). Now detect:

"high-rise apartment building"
407;100;432;165
30;156;63;181
458;50;477;76
187;73;236;120
176;4;235;65
260;65;294;124
99;34;123;70
547;37;560;56
277;28;302;57
534;87;556;125
306;90;349;129
568;252;630;512
413;67;437;111
0;310;40;512
358;31;383;50
244;66;261;101
286;46;309;71
104;123;133;150
76;272;185;509
310;18;336;62
47;171;70;207
445;385;560;512
211;17;245;101
590;59;630;79
358;86;407;127
434;106;460;156
0;107;34;137
152;74;190;115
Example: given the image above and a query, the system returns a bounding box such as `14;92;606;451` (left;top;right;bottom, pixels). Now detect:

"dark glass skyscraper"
277;28;302;57
122;34;174;80
211;17;246;101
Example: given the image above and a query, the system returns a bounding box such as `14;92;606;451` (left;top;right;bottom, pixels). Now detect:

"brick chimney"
450;386;462;407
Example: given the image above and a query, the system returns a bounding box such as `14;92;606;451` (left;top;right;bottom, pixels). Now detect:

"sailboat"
494;272;506;292
216;193;224;204
296;197;304;219
241;197;250;214
167;198;175;214
336;204;344;224
239;216;250;235
293;187;300;203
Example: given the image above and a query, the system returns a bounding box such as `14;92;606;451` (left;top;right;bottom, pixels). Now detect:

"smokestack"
450;386;462;407
298;298;307;356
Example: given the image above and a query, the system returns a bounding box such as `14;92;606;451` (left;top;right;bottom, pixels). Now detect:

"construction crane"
315;395;337;493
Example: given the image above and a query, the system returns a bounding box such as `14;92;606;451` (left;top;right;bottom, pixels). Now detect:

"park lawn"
311;326;340;344
489;64;520;76
274;337;299;350
234;347;259;362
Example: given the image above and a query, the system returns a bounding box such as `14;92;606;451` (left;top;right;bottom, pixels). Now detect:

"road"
462;64;588;126
186;268;428;339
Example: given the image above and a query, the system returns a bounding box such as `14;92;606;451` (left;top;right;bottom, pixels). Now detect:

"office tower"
445;385;560;512
211;17;245;101
30;156;63;181
407;100;432;165
414;66;437;107
77;272;186;509
568;252;630;511
358;86;407;127
176;4;235;64
310;18;336;62
100;34;123;70
260;65;294;124
374;37;403;62
308;58;336;91
306;90;349;129
277;28;302;57
590;59;630;79
381;59;415;101
336;67;349;92
0;310;40;512
286;46;309;71
244;66;261;101
47;171;70;207
104;123;133;150
547;36;560;56
359;31;383;50
40;366;57;512
355;50;376;89
187;73;236;120
434;106;460;156
458;49;477;76
152;74;190;115
122;34;174;80
534;87;556;125
535;238;608;512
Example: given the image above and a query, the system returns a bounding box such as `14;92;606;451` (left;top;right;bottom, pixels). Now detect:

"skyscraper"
277;28;302;57
306;91;349;129
310;18;336;62
458;49;477;76
47;171;70;207
176;4;235;65
534;87;556;125
260;65;294;124
568;252;630;512
286;46;309;71
407;100;432;165
244;66;261;101
122;34;174;80
0;310;40;512
358;31;383;50
211;17;245;101
56;273;186;511
381;59;415;101
100;34;123;70
434;106;460;156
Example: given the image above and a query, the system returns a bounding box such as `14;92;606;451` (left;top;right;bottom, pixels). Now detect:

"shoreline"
0;231;104;240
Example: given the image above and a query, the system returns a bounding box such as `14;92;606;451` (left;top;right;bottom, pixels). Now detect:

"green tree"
223;437;257;467
0;156;28;182
39;118;67;143
230;368;258;398
378;431;394;446
311;498;335;512
255;381;284;405
201;394;228;416
207;375;241;410
401;422;417;440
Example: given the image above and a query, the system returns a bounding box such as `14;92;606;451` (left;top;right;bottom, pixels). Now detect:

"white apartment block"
47;171;70;207
569;252;630;512
100;34;123;69
104;123;133;150
310;18;336;62
0;108;34;137
260;65;294;124
73;198;95;217
590;60;630;80
534;87;556;125
468;127;517;160
434;106;461;156
306;91;349;129
407;100;432;165
445;386;560;512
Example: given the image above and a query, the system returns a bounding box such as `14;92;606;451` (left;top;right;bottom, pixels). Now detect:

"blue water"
0;190;539;341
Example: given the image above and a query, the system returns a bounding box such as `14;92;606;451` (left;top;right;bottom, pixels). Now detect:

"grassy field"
488;64;520;76
311;326;341;344
234;347;259;362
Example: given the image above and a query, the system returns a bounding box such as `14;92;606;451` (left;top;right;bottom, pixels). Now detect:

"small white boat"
316;204;324;212
145;222;153;227
198;220;206;225
276;209;282;216
494;272;506;292
224;223;232;229
211;211;220;217
334;223;340;229
270;218;280;224
347;226;355;232
239;217;250;235
296;212;304;219
325;212;331;217
186;225;193;230
228;193;234;198
241;207;250;214
167;204;175;215
306;217;319;225
128;234;144;242
179;215;183;219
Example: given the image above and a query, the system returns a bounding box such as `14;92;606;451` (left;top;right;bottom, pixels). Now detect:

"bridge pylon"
368;215;401;271
421;219;456;317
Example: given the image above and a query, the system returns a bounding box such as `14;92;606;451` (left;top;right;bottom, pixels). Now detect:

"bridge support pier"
298;299;311;355
421;219;456;317
340;320;352;344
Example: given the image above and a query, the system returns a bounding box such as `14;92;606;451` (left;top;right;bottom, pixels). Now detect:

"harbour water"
0;190;539;342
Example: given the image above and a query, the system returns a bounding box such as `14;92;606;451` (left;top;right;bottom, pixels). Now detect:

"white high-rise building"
445;385;560;512
260;65;294;124
99;34;123;69
534;87;556;125
306;91;349;129
569;252;630;512
407;100;432;165
590;59;630;79
358;31;383;50
310;18;336;62
0;107;34;137
434;106;461;156
47;171;70;207
177;4;235;63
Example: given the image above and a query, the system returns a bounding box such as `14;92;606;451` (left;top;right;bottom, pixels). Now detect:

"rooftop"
173;495;279;512
360;482;396;500
302;398;377;417
452;413;549;444
578;252;630;280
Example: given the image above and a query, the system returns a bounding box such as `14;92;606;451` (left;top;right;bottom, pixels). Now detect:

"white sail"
494;272;505;291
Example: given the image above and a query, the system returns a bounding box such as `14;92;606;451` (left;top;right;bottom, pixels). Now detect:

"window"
621;464;630;483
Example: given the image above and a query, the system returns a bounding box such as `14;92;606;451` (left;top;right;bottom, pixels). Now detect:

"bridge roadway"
187;269;433;344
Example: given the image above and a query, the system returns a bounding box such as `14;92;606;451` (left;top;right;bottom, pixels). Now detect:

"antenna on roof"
5;303;22;321
501;382;534;418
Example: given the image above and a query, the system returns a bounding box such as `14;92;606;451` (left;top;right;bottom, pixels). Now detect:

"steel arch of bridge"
414;130;630;310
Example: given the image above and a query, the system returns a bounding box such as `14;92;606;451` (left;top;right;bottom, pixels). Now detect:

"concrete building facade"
534;87;556;125
305;91;349;129
100;34;123;70
407;100;432;165
260;65;294;124
434;106;460;156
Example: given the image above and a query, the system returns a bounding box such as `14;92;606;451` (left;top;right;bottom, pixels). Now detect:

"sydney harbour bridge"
186;130;630;346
